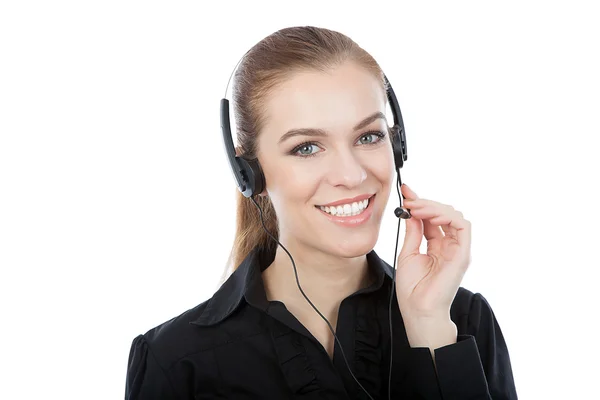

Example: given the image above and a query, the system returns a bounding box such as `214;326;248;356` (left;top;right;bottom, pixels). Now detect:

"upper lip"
317;193;374;207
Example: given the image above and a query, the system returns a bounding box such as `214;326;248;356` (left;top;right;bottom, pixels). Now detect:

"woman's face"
256;62;395;258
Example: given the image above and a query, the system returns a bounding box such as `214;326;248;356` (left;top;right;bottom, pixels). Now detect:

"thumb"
398;211;423;259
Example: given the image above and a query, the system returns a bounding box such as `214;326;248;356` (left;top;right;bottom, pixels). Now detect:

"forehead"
262;63;386;137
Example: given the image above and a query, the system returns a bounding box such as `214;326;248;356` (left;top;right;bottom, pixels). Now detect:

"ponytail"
219;186;278;285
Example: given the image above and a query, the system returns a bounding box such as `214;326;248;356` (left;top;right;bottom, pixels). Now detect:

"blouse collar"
190;245;395;327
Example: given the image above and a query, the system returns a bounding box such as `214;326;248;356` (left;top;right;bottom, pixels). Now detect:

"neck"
262;239;374;316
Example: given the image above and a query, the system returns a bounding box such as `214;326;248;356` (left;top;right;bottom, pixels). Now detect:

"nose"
325;147;367;188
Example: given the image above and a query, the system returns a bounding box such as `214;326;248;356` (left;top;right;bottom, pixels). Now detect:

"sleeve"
125;334;180;400
402;292;518;399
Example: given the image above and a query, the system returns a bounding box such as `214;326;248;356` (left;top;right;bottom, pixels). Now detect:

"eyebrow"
277;111;387;145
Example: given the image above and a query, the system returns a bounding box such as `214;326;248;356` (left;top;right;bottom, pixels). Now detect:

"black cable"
250;196;375;400
250;171;407;400
388;171;404;400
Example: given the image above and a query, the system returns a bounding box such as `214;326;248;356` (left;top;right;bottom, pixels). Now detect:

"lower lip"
315;195;375;227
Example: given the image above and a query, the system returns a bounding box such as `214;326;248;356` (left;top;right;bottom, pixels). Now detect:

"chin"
327;235;379;259
307;205;384;258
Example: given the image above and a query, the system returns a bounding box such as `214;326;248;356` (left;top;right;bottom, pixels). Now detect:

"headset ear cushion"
390;126;404;169
237;157;265;198
248;158;265;196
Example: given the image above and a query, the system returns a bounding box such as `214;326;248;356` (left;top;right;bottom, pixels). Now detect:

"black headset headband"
220;74;408;198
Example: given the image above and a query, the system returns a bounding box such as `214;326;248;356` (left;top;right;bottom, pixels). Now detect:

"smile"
314;194;375;227
316;196;373;217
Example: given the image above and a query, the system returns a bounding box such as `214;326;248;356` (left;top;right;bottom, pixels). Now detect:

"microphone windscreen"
394;207;412;219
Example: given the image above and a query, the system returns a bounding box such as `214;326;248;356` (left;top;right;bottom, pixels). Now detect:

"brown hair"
222;26;389;280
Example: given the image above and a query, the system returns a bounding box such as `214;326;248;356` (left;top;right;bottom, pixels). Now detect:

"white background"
1;1;599;398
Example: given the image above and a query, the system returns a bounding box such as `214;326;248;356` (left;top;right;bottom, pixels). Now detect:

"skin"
254;61;471;364
256;62;393;359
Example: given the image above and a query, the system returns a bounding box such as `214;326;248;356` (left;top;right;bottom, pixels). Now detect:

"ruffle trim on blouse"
270;325;320;395
353;307;384;399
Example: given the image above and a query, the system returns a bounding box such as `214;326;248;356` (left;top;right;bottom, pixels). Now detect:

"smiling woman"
253;61;395;261
125;25;518;400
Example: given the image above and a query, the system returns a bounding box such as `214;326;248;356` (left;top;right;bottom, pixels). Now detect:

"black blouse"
125;246;518;399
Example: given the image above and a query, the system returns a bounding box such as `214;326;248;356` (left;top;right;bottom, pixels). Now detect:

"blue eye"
295;143;321;157
290;130;387;158
357;131;385;145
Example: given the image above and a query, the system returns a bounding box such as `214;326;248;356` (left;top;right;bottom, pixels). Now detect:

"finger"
404;198;449;209
404;199;457;221
408;207;460;240
427;213;471;256
398;184;425;257
424;217;445;241
401;184;418;201
399;208;424;258
440;210;464;238
437;217;472;285
405;205;445;241
422;210;472;283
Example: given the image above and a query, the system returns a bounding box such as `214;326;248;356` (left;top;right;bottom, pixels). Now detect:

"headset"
220;51;412;400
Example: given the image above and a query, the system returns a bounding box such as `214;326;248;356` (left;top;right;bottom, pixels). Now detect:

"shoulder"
134;296;269;370
133;296;236;372
127;297;239;399
136;298;213;367
450;286;476;316
126;299;215;399
450;286;498;335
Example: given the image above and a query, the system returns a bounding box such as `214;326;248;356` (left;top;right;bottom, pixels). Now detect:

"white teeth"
318;197;371;217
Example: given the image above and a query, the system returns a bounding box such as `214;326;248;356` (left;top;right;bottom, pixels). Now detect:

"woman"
125;26;517;399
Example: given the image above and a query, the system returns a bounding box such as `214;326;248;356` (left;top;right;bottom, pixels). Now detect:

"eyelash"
290;130;387;159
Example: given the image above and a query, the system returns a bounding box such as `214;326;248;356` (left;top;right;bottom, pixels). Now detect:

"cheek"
264;159;321;204
370;148;396;211
371;146;396;184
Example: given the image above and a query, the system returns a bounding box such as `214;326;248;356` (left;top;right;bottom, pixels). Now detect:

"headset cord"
388;171;404;400
250;196;376;400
